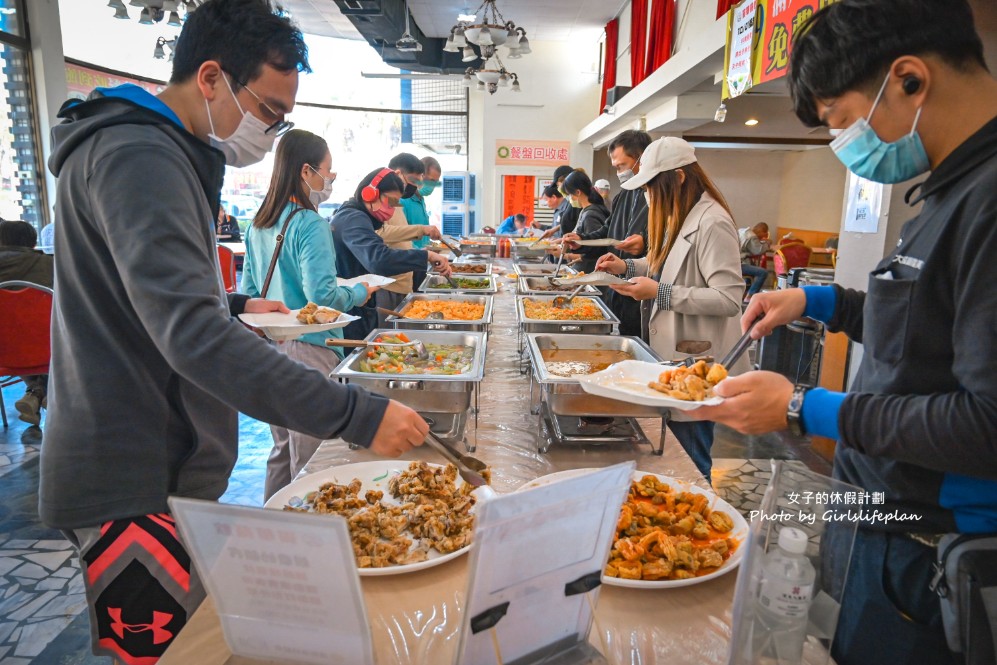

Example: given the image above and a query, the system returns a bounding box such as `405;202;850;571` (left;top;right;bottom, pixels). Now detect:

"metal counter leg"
652;414;669;456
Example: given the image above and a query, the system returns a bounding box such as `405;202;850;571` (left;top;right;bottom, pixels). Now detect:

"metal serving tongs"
423;430;489;487
717;319;759;368
377;306;444;320
439;235;463;258
546;249;567;284
325;337;429;360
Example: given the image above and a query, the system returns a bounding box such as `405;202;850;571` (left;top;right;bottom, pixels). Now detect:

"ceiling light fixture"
117;0;201;28
395;0;422;53
447;0;528;93
744;118;760;126
153;36;178;60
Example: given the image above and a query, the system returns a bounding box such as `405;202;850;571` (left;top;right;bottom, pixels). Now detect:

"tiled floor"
0;376;830;663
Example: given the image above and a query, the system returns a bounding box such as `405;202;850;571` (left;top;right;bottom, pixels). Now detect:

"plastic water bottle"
754;527;815;664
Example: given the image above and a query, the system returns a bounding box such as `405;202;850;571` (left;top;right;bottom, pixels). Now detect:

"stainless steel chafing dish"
516;295;619;335
517;276;600;297
513;262;578;277
418;273;498;294
526;334;663;417
525;333;668;454
387;293;494;332
512;241;554;260
331;329;487;448
459;237;496;257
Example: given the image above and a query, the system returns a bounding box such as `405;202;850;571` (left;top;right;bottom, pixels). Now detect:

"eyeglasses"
227;72;294;136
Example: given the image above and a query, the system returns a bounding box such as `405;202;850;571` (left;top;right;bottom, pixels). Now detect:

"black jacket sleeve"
825;284;866;343
337;210;428;274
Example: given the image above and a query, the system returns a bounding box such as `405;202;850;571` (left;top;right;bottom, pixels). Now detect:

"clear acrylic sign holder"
454;462;635;665
168;497;373;665
726;460;864;665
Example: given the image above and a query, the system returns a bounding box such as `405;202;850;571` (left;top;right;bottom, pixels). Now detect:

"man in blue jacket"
43;1;429;660
692;2;997;663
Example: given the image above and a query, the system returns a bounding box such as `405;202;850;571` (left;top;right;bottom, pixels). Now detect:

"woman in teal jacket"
242;129;375;499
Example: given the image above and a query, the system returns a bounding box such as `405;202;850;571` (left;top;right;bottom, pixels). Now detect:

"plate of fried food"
576;359;727;410
266;460;488;575
239;302;359;341
518;470;746;588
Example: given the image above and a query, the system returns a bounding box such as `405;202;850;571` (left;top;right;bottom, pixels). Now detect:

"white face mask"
206;74;276;168
306;165;334;206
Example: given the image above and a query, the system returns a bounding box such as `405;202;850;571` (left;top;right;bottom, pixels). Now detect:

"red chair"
0;281;53;428
773;243;813;276
217;244;237;293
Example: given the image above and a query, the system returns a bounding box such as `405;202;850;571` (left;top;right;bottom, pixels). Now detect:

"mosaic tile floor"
0;376;830;663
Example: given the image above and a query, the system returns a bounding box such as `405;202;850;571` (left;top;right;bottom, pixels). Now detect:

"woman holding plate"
242;129;376;499
595;137;746;480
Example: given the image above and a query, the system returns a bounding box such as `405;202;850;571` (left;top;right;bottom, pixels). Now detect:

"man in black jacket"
562;130;651;336
692;2;997;663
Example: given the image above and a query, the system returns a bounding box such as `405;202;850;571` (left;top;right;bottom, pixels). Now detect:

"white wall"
695;149;785;231
468;39;601;228
776;149;848;234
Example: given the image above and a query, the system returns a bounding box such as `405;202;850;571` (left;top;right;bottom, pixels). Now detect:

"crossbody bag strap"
260;207;304;299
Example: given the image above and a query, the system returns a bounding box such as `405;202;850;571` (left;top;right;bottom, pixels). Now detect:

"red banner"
502;176;536;223
65;62;165;101
758;0;838;84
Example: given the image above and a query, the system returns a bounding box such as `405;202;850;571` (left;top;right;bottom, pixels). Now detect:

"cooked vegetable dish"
427;277;491;290
448;264;488;274
357;333;473;375
607;475;738;581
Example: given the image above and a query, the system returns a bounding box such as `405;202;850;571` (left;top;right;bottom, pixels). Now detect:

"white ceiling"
279;0;621;43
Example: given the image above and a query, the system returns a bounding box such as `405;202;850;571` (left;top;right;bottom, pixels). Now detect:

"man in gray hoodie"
43;0;427;660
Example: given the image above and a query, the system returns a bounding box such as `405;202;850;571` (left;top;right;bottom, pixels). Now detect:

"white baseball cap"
594;178;611;191
621;137;697;190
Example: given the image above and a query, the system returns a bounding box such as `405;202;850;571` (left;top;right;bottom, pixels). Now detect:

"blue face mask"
830;73;930;184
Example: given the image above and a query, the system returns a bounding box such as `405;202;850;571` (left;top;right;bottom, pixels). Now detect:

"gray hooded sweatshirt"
42;89;389;529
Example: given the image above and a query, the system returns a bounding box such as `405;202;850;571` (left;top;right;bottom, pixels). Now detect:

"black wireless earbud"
902;77;922;95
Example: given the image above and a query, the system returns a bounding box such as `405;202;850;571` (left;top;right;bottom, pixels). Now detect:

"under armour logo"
108;607;174;645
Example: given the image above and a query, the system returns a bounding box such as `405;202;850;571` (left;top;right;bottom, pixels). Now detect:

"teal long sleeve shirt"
399;195;431;248
242;202;366;350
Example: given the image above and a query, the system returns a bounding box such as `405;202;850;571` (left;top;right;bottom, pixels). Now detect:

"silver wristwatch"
787;384;810;437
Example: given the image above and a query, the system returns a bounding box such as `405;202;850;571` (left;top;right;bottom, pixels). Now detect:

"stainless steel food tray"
387;293;494;332
331;329;487;413
517;276;600;297
418;273;498;295
515;295;619;335
526;333;664;417
444;262;493;275
513;262;578;277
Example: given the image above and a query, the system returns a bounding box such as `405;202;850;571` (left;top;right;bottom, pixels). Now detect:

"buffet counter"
160;262;824;665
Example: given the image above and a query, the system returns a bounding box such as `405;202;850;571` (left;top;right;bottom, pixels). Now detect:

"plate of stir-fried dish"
267;461;489;575
576;359;728;410
239;302;359;341
519;469;747;588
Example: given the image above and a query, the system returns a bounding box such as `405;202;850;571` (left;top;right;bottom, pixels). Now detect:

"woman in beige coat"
596;137;745;479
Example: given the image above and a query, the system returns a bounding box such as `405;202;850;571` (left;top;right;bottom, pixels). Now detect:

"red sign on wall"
758;0;838;84
502;175;536;223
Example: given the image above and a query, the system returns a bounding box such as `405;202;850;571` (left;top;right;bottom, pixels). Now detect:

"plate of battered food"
239;302;359;341
519;470;746;588
576;359;727;410
266;461;488;575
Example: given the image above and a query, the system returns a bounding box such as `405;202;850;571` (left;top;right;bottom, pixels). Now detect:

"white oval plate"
337;274;396;289
518;469;747;589
576;360;724;411
572;238;622;247
239;309;359;342
265;461;474;576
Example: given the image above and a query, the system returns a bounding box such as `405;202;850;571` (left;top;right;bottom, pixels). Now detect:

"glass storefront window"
0;38;44;227
0;0;22;39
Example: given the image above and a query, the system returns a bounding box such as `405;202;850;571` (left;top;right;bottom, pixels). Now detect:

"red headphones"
361;168;394;203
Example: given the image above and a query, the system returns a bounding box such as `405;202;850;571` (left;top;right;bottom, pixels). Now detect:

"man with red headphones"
331;167;452;338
